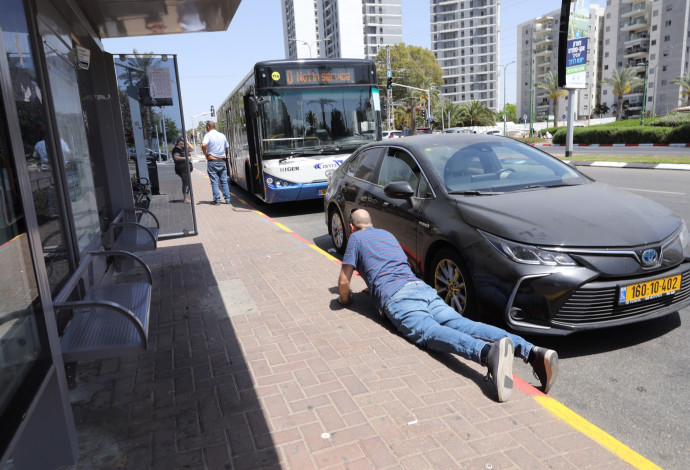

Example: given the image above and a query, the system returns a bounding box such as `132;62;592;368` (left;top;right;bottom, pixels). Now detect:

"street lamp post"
502;60;516;136
190;110;213;155
288;34;332;59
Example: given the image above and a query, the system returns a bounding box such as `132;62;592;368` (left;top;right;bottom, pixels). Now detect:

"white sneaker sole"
541;349;559;394
495;337;514;402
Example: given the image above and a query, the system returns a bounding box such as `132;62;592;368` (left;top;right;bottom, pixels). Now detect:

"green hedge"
551;126;683;144
648;113;690;127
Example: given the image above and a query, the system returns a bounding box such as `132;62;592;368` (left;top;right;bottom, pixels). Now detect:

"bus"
217;58;381;203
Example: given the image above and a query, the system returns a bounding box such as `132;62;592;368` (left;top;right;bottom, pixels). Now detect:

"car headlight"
479;230;577;266
680;221;690;258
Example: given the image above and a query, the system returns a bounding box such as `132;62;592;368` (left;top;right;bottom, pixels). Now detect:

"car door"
368;147;433;272
341;146;385;222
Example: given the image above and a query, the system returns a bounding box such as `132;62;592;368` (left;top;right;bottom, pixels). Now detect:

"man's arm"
337;264;355;305
201;143;209;159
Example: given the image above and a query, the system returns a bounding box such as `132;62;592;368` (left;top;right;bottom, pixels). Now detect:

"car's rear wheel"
329;208;347;254
429;249;475;317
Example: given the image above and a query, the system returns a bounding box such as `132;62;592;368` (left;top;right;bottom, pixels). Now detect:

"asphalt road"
216;163;690;469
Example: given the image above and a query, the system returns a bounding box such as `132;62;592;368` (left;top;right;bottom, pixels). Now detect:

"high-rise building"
516;6;604;124
430;0;500;110
601;0;690;118
281;0;402;60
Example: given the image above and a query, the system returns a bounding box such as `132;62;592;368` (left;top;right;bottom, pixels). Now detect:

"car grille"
554;270;690;325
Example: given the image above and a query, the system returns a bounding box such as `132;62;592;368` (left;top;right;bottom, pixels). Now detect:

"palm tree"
458;101;495;127
536;72;567;127
593;103;610;118
600;68;644;121
670;73;690;107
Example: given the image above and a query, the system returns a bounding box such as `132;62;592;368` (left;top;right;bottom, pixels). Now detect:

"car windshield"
258;86;379;158
421;139;591;193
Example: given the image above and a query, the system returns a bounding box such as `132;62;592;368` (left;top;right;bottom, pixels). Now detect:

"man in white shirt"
201;120;231;205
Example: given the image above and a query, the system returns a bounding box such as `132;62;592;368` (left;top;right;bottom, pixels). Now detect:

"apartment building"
601;0;690;117
281;0;402;60
516;5;604;124
430;0;500;110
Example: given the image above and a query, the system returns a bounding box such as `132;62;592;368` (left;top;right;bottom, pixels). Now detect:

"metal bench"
110;208;160;252
52;251;152;362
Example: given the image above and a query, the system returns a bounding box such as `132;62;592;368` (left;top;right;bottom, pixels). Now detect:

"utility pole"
640;61;649;126
529;45;534;138
386;46;392;131
502;60;515;136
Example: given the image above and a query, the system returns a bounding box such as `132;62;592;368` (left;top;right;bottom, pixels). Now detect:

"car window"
352;147;382;182
378;148;431;198
422;141;589;193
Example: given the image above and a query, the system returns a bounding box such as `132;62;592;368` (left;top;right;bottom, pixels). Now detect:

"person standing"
172;137;194;204
336;209;559;403
201;121;231;205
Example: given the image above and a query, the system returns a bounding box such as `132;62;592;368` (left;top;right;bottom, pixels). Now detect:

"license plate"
319;188;327;196
618;274;682;305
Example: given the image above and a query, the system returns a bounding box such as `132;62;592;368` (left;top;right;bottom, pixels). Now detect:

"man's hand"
337;292;352;306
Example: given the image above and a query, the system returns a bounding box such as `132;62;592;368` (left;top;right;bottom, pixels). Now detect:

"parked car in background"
323;134;690;335
442;127;474;134
483;130;501;135
382;130;403;139
402;127;432;136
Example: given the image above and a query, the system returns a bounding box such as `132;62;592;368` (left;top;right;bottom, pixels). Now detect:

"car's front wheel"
329;207;347;254
429;249;475;317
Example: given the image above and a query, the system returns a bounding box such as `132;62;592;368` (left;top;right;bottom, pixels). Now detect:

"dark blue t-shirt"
342;227;418;310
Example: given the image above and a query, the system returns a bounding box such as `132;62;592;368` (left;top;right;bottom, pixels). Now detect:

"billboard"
558;0;590;89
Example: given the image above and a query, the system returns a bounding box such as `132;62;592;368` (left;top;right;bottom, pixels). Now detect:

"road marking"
234;194;661;470
620;187;685;195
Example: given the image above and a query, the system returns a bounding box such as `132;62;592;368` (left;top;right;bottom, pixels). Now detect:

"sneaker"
530;346;559;394
212;201;221;206
485;337;514;402
223;200;231;204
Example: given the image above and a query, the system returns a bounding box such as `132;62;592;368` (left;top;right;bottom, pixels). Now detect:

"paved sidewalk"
61;174;641;469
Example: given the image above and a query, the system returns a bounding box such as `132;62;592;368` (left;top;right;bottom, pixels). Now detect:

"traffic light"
386;77;392;89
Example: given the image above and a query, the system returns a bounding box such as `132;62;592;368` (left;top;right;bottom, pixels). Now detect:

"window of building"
664;35;670;42
665;20;671;27
653;9;658;16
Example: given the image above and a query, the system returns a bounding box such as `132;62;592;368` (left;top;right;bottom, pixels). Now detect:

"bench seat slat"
60;283;151;362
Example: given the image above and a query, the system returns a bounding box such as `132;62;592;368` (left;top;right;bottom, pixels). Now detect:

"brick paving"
61;171;635;469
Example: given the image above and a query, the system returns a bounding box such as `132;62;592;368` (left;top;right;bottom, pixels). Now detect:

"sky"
102;0;571;130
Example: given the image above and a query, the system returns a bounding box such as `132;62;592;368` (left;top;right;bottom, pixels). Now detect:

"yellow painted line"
272;222;293;233
308;243;340;262
535;395;662;469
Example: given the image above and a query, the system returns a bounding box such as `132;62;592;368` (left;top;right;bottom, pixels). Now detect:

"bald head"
350;209;373;230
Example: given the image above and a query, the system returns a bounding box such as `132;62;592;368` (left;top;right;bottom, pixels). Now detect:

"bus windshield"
258;86;379;158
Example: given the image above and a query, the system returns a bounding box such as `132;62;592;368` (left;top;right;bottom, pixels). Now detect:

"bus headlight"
266;177;273;184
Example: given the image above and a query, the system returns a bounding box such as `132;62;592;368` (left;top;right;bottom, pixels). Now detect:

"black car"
323;135;690;335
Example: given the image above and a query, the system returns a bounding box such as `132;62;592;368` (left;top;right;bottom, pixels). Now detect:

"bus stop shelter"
0;1;240;468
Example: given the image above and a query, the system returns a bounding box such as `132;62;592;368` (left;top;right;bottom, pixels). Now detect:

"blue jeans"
207;160;231;203
383;281;534;364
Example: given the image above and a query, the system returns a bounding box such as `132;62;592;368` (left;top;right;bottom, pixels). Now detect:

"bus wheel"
329;208;347;254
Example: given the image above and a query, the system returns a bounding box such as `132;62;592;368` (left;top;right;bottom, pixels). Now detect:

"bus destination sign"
258;65;372;88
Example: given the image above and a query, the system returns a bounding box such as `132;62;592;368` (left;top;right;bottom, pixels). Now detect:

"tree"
432;101;465;129
670;73;690;107
497;103;516;124
536;72;567;127
600;68;644;121
458;101;495;127
374;44;443;102
593;103;610;118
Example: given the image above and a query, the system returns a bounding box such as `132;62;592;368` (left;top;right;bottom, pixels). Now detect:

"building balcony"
624;34;649;49
620;18;648;32
534;47;553;56
534;16;553;25
624;48;648;60
534;35;553;46
620;3;648;18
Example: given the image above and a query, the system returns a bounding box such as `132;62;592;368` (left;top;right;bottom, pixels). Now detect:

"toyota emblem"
641;249;659;267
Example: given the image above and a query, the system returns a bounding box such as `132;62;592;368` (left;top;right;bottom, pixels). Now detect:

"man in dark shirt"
337;209;558;402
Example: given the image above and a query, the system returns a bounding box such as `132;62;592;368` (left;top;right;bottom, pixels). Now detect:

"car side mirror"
384;181;414;200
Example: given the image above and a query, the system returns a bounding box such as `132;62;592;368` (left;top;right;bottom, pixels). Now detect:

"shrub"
552;126;672;144
649;113;690;127
667;124;690;143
